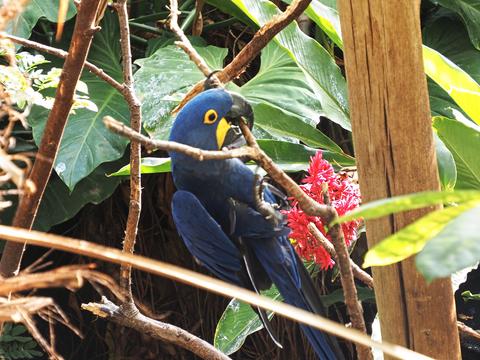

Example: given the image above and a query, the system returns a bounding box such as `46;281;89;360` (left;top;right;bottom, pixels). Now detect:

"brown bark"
337;1;461;359
0;0;104;277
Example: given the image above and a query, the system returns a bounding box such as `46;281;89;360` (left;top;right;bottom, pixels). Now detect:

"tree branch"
321;184;371;360
169;0;212;77
82;297;231;360
173;0;312;112
0;264;121;297
307;223;374;288
0;32;124;94
0;0;105;278
0;224;433;360
113;0;142;304
103;116;256;160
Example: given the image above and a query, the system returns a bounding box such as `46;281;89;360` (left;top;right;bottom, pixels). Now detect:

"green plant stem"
130;34;148;46
130;11;170;23
128;21;163;35
180;11;196;32
203;18;237;32
180;0;194;10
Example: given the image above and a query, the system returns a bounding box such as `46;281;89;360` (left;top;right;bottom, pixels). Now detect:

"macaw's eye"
204;109;218;124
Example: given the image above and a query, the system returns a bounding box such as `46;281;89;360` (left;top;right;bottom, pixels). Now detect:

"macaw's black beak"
222;92;254;150
226;92;254;130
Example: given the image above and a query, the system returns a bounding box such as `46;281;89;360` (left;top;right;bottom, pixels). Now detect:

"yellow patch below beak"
216;118;230;149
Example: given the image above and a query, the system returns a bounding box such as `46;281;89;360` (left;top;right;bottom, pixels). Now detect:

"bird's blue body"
169;88;342;359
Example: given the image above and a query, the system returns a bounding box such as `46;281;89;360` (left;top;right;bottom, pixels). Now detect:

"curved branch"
83;297;231;360
173;0;312;112
0;225;433;360
0;32;124;94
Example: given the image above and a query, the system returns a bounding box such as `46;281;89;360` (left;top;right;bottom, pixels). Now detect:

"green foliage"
0;324;42;360
423;45;480;125
283;0;342;49
363;200;480;269
336;190;480;280
433;117;480;190
214;283;374;355
214;286;281;355
231;0;351;131
462;290;480;302
134;43;227;140
434;133;457;190
28;13;129;191
415;202;480;281
108;157;172;177
34;160;124;231
0;52;94;112
434;0;480;50
335;190;480;224
6;0;76;40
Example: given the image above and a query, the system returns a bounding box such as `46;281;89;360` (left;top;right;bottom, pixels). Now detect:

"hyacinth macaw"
169;88;343;359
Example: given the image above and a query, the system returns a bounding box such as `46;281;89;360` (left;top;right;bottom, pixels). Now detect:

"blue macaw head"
169;88;253;151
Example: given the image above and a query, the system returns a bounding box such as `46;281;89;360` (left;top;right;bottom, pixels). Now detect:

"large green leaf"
239;42;322;130
29;13;130;191
214;284;374;355
205;0;257;27
283;0;342;48
435;0;480;50
214;286;281;355
424;16;480;81
6;0;77;39
334;190;480;225
231;0;350;130
434;133;457;190
252;103;342;153
34;160;123;231
363;199;480;268
258;140;355;171
416;202;480;281
108;157;171;177
423;14;480;120
423;45;480;125
134;45;228;140
433;116;480;189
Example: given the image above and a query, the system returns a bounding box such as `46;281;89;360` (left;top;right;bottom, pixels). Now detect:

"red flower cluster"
285;151;361;269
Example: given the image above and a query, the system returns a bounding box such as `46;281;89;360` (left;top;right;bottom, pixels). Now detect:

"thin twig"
307;223;374;288
113;0;142;304
19;308;63;360
458;321;480;341
0;32;124;94
238;122;331;217
457;321;480;341
0;224;433;360
0;264;122;298
0;297;53;322
321;184;371;360
173;0;312;112
169;0;212;77
103;116;257;159
0;0;105;278
83;297;230;360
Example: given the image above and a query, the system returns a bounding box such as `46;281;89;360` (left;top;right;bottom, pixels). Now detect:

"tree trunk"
337;1;461;359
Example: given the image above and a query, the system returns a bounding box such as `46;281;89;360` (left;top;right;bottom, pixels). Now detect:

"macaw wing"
172;190;242;285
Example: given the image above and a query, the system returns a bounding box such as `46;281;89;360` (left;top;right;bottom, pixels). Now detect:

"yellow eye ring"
203;109;218;125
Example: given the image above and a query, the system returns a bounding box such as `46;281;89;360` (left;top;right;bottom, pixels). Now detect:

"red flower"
284;151;360;269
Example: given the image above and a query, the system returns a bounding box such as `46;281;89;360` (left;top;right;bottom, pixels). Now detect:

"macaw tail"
247;235;345;360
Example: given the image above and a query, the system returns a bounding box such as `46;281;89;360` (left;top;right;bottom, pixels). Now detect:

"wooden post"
337;1;461;359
